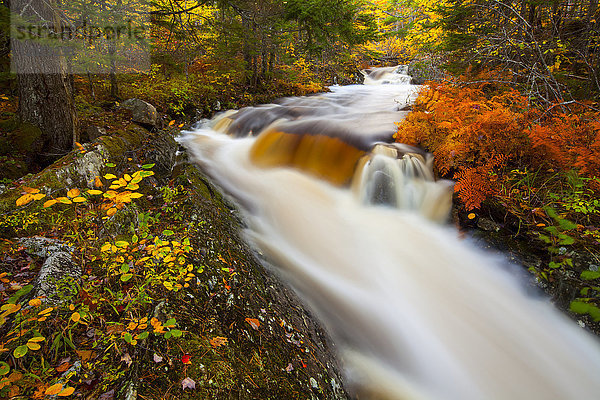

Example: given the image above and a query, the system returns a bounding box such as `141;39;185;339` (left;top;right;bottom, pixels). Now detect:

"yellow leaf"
107;208;117;217
16;194;34;206
87;189;103;195
38;307;53;316
129;193;143;199
58;386;75;396
71;312;81;322
28;336;45;343
67;188;80;198
178;123;184;128
45;383;63;395
43;199;57;208
124;174;132;182
33;193;46;200
94;176;103;187
467;213;476;220
0;304;21;316
26;342;41;351
104;173;117;179
72;197;87;203
169;120;175;126
56;197;72;204
100;243;112;252
22;187;39;194
28;298;42;307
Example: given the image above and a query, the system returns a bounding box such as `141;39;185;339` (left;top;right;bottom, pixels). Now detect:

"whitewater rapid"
182;67;600;399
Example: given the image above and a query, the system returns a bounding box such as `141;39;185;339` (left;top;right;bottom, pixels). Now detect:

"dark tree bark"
12;0;78;162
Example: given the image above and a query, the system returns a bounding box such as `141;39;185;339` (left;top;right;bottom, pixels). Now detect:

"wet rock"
18;237;80;300
120;99;158;127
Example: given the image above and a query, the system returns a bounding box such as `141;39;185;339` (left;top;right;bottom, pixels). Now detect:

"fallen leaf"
285;363;294;372
58;386;75;396
153;353;163;363
76;350;95;361
245;318;260;330
181;377;196;390
467;213;476;220
55;362;71;373
210;336;228;347
45;383;63;395
7;371;23;382
67;188;80;198
181;354;191;364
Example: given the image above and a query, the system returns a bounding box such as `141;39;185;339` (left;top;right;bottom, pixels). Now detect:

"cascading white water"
182;67;600;399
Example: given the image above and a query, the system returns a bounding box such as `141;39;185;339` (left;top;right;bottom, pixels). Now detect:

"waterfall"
182;67;600;399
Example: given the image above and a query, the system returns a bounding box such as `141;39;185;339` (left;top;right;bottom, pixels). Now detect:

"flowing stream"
182;66;600;399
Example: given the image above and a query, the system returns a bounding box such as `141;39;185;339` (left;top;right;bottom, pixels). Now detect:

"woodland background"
1;0;600;398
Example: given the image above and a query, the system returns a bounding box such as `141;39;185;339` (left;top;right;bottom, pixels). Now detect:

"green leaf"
139;171;155;178
558;235;574;245
171;329;182;338
106;162;116;167
549;261;561;269
115;241;129;248
558;218;577;231
137;331;149;340
581;271;600;280
164;331;172;339
132;235;139;244
0;362;9;376
162;230;174;236
164;318;176;328
570;301;591;314
13;345;28;358
123;333;133;343
142;163;155;169
120;264;130;273
120;273;133;282
8;284;33;304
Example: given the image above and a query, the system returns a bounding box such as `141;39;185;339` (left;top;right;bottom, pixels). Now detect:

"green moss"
0;113;17;133
13;122;43;153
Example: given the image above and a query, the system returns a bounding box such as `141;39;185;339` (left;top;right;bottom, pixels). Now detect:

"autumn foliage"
395;77;600;210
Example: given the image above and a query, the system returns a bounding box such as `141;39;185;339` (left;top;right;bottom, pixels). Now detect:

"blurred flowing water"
182;67;600;399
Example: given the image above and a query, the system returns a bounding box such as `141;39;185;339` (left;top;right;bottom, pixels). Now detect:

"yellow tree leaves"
17;166;154;218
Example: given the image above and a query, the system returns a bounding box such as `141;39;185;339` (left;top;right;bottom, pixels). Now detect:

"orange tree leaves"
395;79;600;210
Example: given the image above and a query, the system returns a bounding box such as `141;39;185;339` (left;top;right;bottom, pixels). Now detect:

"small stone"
310;377;318;389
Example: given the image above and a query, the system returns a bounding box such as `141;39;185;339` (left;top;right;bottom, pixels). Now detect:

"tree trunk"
12;0;78;162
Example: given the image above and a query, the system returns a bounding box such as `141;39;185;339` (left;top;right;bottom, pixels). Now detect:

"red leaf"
181;354;191;364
